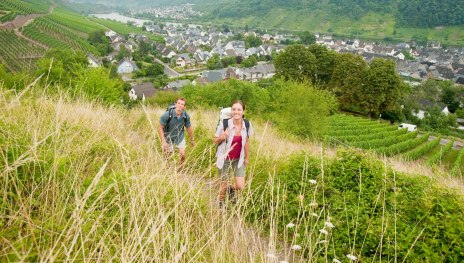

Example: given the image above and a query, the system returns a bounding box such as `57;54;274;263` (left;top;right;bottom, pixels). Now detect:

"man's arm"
186;126;195;146
158;124;168;152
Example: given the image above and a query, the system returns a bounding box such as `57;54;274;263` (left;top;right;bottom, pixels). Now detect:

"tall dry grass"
1;84;324;262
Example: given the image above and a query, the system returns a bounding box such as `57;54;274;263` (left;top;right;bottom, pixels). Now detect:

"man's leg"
176;138;187;165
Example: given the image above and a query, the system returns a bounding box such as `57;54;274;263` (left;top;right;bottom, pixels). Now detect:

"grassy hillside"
2;78;464;261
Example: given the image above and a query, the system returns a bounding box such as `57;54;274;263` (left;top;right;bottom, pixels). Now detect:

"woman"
214;100;253;206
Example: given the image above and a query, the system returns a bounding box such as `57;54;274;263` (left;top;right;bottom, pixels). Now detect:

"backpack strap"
223;118;250;137
164;108;174;132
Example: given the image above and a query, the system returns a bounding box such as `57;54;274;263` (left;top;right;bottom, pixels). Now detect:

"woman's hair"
231;99;245;111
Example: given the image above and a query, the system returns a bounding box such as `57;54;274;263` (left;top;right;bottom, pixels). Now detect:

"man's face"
175;99;186;112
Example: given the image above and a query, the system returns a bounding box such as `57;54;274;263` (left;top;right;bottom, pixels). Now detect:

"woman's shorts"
219;159;245;180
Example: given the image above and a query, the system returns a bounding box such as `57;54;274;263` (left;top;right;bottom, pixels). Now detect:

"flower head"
319;229;328;235
309;202;318;207
310;212;319;217
325;221;335;228
346;254;357;261
309;179;317;184
298;195;304;202
286;223;295;228
333;259;341;263
291;245;302;251
318;240;328;244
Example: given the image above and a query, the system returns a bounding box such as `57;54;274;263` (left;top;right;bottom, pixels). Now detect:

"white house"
129;82;156;101
117;58;139;74
87;54;102;68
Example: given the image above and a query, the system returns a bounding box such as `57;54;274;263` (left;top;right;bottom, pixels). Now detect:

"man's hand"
162;142;169;152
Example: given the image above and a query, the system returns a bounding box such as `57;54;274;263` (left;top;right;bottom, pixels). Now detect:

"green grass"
49;6;106;35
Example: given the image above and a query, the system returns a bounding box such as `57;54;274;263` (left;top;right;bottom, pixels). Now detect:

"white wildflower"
346;254;357;261
325;221;335;228
291;245;302;251
309;202;318;207
309;179;317;184
310;212;319;217
319;229;328;235
286;223;295;228
333;259;341;263
318;240;328;244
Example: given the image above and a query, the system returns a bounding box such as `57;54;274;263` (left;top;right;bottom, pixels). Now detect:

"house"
87;54;102;68
164;79;191;90
412;99;449;119
201;69;227;83
237;63;276;82
175;53;193;67
129;82;156;101
117;58;139;74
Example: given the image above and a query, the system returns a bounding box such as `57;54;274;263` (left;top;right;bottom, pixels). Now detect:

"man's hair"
176;97;187;104
231;99;245;111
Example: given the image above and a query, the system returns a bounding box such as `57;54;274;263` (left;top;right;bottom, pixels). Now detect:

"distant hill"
79;0;464;46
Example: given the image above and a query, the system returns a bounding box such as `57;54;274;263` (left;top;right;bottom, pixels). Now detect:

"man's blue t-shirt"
160;110;191;145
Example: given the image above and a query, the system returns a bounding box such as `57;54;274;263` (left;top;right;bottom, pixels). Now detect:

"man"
158;98;195;165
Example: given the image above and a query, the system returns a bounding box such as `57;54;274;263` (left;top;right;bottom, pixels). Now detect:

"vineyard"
326;114;464;176
0;0;48;17
22;16;97;53
0;30;45;72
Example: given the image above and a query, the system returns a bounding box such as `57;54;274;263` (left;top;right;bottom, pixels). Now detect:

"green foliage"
241;56;257;68
267;80;338;138
307;44;337;85
450;146;464;176
397;0;464;28
247;148;464;261
361;58;408;118
73;67;126;105
244;34;263;48
206;54;223;70
298;31;316;45
403;136;441;161
35;49;89;84
427;140;454;166
181;79;270;114
145;91;180;107
422;106;457;132
274;44;316;83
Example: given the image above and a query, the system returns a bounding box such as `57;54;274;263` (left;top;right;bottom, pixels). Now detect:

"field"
89;17;164;42
0;30;45;72
325;114;464;176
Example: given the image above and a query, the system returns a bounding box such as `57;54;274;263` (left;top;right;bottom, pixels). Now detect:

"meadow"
1;79;464;261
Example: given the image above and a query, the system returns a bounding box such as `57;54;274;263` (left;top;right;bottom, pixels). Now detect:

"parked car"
398;123;417;132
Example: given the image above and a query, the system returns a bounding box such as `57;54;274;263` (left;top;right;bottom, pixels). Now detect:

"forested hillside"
205;0;464;28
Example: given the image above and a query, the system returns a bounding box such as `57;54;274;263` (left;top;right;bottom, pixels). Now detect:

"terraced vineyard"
326;114;464;176
22;16;97;53
0;0;48;18
0;30;45;72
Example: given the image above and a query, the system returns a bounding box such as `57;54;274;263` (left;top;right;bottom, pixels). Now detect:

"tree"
441;83;460;113
35;49;88;84
423;106;457;131
115;45;131;61
299;31;316;45
74;67;126;105
245;35;262;48
145;63;164;77
138;40;151;57
241;56;257;68
207;54;223;70
267;80;338;138
308;44;337;85
274;44;316;83
361;58;408;118
328;53;367;109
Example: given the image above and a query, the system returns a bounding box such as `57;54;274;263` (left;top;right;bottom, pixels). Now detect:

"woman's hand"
244;158;249;167
222;128;229;140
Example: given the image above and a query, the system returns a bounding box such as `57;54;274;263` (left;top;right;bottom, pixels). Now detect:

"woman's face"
231;103;244;120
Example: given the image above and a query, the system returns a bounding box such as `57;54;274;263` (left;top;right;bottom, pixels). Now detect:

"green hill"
0;0;162;72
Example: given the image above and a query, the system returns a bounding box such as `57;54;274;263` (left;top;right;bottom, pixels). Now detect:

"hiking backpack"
218;107;250;137
164;102;187;132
